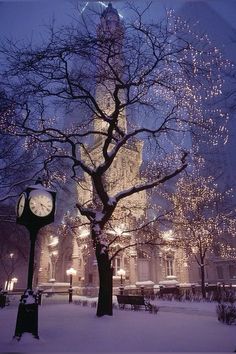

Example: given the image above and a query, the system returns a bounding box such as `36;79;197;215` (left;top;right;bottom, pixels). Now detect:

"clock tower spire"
94;2;127;137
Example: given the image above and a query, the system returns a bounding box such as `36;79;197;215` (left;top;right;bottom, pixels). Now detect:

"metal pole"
27;229;37;290
70;274;72;288
14;227;39;340
68;274;73;303
68;288;73;303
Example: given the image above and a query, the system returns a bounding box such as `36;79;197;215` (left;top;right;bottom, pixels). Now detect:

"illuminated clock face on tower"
29;190;53;217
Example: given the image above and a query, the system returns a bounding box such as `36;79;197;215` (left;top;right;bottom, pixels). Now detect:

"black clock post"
14;178;56;341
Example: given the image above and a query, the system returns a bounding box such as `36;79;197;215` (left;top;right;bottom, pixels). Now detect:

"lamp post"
117;269;126;295
117;268;126;286
14;177;56;340
66;267;77;303
5;253;15;290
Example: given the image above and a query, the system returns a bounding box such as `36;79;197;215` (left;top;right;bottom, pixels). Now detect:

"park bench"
116;294;153;311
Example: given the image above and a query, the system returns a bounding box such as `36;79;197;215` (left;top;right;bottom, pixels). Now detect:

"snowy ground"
0;296;235;353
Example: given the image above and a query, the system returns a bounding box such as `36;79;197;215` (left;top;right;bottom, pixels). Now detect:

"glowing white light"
117;268;126;277
114;227;123;236
79;228;90;238
192;246;198;254
48;236;59;247
108;224;129;237
81;2;89;14
98;1;107;7
162;230;174;241
5;277;18;291
66;267;77;276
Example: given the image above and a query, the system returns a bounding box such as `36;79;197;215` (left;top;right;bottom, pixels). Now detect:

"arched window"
137;249;150;281
112;257;121;276
166;255;174;276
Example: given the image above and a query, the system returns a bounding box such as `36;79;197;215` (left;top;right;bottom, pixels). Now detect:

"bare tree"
0;3;228;316
0;89;46;202
168;172;236;298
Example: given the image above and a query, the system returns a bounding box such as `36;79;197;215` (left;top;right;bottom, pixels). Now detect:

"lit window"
113;257;121;276
166;256;174;276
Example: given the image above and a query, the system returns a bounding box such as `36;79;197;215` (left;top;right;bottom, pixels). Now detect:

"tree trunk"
96;252;113;317
200;264;206;299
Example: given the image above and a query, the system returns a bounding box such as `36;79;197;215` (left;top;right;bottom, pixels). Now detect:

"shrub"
216;303;236;325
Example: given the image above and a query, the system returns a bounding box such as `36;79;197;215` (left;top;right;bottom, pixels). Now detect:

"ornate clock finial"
35;174;49;187
35;176;43;185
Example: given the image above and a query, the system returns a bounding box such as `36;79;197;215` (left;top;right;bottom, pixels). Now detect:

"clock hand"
40;203;49;208
40;203;51;211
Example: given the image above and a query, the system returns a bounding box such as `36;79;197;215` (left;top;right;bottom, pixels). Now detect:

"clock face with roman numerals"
29;191;53;217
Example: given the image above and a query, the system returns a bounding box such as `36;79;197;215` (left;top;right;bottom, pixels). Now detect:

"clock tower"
75;3;147;290
36;2;148;291
94;2;127;138
35;2;201;294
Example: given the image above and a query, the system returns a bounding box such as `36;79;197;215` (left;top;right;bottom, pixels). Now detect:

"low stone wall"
74;286;99;297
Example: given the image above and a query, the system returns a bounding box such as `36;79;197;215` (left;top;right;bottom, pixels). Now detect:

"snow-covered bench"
116;295;153;311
